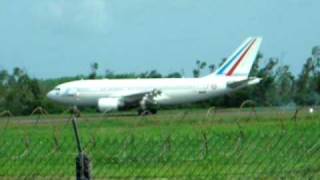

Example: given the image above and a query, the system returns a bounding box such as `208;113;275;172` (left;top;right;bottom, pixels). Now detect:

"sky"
0;0;320;78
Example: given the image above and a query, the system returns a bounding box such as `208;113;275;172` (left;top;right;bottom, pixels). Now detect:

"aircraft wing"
109;90;157;103
227;78;261;89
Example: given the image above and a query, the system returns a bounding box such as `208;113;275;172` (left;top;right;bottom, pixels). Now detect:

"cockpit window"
54;88;61;91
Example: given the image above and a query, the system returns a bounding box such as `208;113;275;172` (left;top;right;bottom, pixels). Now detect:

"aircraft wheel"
137;109;144;116
138;109;150;116
138;109;158;116
142;110;152;116
150;109;157;114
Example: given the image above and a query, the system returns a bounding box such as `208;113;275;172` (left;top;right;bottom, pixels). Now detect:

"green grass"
0;108;320;179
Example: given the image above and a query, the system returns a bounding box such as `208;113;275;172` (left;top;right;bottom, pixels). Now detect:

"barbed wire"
0;104;319;179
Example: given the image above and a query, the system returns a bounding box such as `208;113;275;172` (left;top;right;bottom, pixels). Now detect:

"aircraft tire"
138;109;157;116
137;109;143;116
150;109;157;114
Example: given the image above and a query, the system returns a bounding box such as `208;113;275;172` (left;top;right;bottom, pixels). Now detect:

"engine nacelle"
98;98;123;112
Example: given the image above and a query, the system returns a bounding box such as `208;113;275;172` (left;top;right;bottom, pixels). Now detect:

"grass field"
0;107;320;179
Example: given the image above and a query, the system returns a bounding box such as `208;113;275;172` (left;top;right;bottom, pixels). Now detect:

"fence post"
71;107;91;180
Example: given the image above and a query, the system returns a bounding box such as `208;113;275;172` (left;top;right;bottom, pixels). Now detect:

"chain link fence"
0;105;320;179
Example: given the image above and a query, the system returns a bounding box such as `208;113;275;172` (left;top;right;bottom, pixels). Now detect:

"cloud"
36;0;112;34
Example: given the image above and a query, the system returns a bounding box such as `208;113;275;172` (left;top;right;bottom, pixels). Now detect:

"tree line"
0;46;320;115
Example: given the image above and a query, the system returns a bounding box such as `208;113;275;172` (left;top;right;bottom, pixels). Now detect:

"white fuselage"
47;76;251;108
47;37;263;111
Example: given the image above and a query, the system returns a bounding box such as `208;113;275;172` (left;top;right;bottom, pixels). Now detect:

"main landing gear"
138;89;161;116
137;108;158;116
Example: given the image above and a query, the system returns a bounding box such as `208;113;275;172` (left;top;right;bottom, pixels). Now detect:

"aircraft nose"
47;91;56;100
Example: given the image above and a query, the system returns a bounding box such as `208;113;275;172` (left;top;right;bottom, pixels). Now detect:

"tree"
249;52;263;76
0;70;9;85
296;57;315;104
218;58;227;67
148;70;162;78
0;68;43;115
193;60;207;78
250;58;279;105
312;46;320;67
105;69;114;78
89;62;99;79
166;72;182;78
274;65;295;104
295;46;320;105
138;70;162;78
208;64;216;73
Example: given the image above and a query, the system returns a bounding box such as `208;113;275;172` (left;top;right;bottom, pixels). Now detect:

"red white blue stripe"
217;39;256;76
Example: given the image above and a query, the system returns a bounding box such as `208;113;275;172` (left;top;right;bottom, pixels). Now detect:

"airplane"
47;37;263;115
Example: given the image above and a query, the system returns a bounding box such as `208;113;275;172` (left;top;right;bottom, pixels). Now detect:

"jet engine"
98;98;123;112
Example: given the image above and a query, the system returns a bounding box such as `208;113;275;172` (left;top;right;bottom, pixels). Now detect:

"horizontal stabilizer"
227;78;261;89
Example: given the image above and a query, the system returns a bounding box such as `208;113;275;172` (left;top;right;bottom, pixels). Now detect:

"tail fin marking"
217;39;254;75
226;39;257;76
213;37;262;77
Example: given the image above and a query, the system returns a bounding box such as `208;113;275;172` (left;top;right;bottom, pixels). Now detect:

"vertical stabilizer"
209;37;263;78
